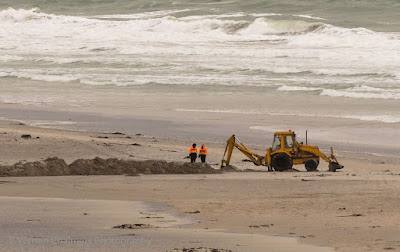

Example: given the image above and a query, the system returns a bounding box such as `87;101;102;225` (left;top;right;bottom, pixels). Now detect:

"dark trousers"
190;153;197;163
200;155;206;163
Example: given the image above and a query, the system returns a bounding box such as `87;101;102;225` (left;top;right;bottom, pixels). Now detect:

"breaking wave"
277;85;321;91
0;7;357;38
0;7;54;22
278;85;400;100
320;86;400;100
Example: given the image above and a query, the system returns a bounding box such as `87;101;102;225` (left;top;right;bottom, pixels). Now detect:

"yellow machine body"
221;130;343;172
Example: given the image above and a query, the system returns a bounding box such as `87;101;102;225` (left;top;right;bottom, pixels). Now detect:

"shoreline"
1;104;399;156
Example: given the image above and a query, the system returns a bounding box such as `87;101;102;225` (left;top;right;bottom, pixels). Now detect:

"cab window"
285;135;294;148
272;135;281;151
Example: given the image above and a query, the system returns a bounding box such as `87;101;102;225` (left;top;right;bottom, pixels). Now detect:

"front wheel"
305;159;318;171
272;153;293;172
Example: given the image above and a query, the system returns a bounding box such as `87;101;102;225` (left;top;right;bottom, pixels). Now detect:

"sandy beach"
1;117;400;252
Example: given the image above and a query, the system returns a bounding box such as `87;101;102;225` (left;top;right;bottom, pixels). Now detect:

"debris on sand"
184;210;200;214
299;234;315;239
166;248;232;252
113;224;153;229
337;213;364;217
0;157;221;177
248;224;274;228
21;134;32;139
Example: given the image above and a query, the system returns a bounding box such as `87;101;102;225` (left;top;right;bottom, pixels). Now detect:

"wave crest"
239;18;324;35
0;8;54;22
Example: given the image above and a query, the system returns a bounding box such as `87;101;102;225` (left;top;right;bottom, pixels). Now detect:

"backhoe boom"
221;135;264;167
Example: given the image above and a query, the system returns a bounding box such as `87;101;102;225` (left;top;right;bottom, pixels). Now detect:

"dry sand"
0;118;400;251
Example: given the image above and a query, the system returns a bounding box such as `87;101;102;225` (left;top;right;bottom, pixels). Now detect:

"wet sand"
0;117;400;251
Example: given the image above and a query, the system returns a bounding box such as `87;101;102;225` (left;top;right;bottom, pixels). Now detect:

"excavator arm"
221;135;265;167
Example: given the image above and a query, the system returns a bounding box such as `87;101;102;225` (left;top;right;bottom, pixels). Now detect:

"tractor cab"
271;130;298;154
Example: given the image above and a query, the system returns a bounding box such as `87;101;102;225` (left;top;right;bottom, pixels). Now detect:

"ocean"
0;0;399;148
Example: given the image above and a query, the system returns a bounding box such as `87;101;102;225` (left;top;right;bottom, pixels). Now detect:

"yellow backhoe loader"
221;130;343;172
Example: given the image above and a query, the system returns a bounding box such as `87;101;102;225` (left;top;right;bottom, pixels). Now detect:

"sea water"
0;0;399;148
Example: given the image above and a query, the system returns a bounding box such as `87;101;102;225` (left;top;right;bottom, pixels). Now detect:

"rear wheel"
272;153;293;172
305;159;318;171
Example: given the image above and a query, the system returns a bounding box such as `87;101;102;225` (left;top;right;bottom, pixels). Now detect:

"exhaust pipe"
306;130;308;145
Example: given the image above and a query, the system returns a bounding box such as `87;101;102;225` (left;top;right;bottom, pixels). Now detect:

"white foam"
346;85;399;93
239;18;323;35
177;109;400;124
341;115;400;123
288;24;400;49
250;13;282;17
34;57;87;64
293;14;326;20
277;85;321;91
0;72;9;77
175;108;262;115
179;12;248;20
0;69;84;82
93;9;192;19
0;95;56;105
0;7;54;22
320;88;400;100
0;55;25;62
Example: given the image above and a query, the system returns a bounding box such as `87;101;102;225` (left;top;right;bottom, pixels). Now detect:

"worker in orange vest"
189;143;197;163
199;144;207;163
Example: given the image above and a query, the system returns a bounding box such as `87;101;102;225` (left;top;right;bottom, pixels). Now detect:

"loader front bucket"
329;162;344;172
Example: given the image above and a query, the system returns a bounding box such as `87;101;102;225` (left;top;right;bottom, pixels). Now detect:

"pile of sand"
166;248;232;252
0;157;220;177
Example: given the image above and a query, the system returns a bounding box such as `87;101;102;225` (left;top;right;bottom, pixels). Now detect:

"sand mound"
166;248;232;252
0;157;220;177
220;165;239;172
220;165;268;173
0;157;70;177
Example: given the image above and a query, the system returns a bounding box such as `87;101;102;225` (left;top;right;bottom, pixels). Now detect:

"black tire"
272;153;293;172
305;159;318;171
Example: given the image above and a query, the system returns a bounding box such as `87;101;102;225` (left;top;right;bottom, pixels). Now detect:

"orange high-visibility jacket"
199;145;207;155
189;146;197;154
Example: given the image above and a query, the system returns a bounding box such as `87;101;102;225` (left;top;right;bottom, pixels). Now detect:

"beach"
1;117;400;251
